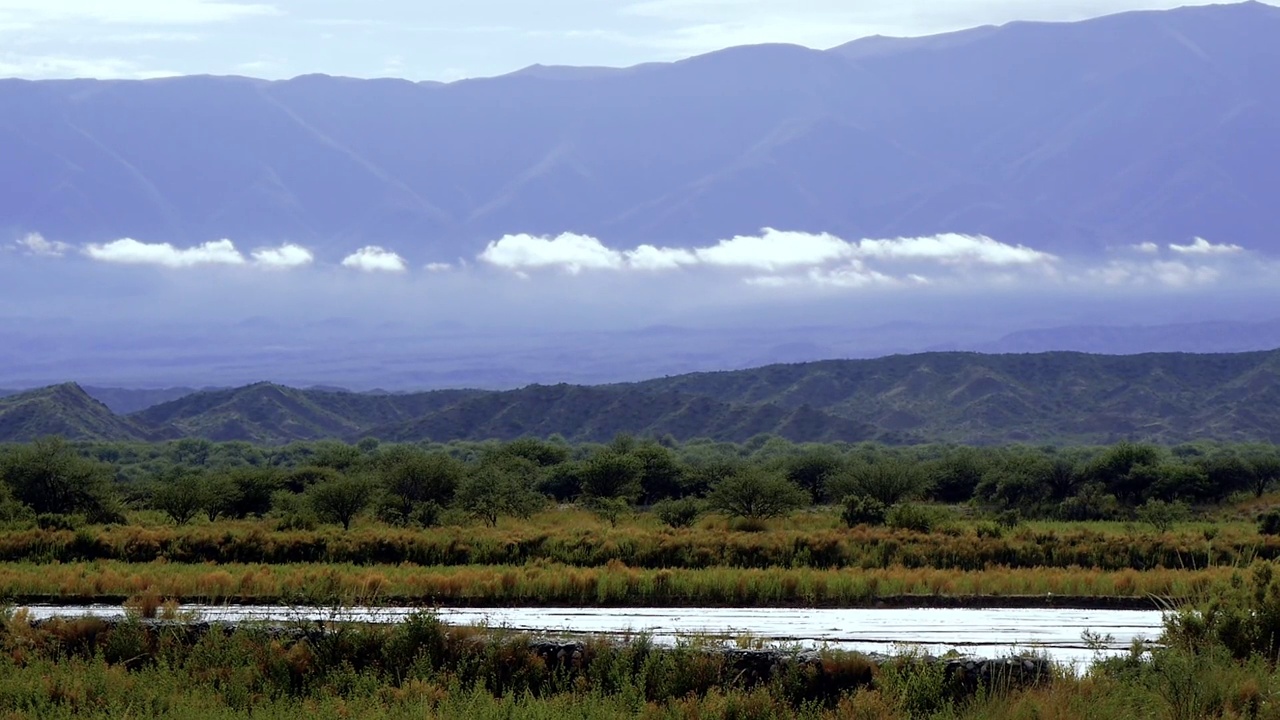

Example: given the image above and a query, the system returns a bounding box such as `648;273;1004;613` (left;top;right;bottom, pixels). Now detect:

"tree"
1083;442;1164;504
826;460;928;508
307;475;377;530
579;452;643;503
707;468;808;521
1137;498;1190;534
783;447;845;502
926;448;988;504
150;470;208;525
201;474;239;522
1249;453;1280;498
376;446;463;527
0;437;120;522
454;457;545;527
227;467;282;518
632;441;687;504
652;498;704;528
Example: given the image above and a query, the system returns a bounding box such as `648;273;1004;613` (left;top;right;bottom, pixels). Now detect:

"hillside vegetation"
3;350;1280;445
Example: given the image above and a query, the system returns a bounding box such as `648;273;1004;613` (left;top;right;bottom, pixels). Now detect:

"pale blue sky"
0;0;1264;81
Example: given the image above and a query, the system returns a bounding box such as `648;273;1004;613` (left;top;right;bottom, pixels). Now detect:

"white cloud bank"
251;243;314;269
82;237;316;269
342;246;407;273
477;228;1058;286
85;238;246;267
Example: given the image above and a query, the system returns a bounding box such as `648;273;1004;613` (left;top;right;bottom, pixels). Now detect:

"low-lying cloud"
1169;237;1244;255
341;246;407;273
477;228;1059;286
13;232;71;257
81;238;323;269
85;238;247;267
251;243;314;269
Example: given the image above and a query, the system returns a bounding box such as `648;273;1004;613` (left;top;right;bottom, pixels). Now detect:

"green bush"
652;497;704;528
886;504;947;533
1258;510;1280;536
840;495;887;527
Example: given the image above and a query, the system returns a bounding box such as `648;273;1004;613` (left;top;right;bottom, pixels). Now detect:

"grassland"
0;506;1266;608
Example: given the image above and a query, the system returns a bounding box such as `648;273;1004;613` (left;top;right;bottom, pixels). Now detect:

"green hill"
0;384;168;442
7;350;1280;445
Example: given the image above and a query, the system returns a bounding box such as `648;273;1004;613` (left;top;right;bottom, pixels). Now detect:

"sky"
0;0;1267;82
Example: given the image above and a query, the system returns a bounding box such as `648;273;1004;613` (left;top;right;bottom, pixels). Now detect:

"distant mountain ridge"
3;1;1279;256
6;349;1280;445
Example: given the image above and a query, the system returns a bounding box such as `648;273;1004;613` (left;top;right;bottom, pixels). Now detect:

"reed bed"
0;560;1231;605
0;516;1266;572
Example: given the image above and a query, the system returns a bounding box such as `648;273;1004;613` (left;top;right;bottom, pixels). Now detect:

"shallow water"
21;605;1164;666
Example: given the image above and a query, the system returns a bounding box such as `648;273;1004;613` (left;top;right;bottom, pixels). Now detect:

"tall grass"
0;560;1230;606
0;513;1267;572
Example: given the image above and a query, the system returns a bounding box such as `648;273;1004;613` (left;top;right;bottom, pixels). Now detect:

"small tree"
150;471;208;525
841;494;887;528
1137;498;1189;534
201;474;239;522
707;468;808;521
652;497;704;529
827;460;928;508
307;475;376;530
0;437;121;522
455;458;546;527
376;446;463;527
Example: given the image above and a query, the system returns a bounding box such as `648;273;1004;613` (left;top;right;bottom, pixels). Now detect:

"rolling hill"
4;350;1280;445
3;1;1279;257
0;384;169;442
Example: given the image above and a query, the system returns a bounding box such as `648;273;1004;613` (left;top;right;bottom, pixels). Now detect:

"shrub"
840;495;887;528
652;498;704;528
707;468;808;521
1136;498;1190;534
886;504;947;533
35;513;81;531
308;475;377;530
1258;510;1280;536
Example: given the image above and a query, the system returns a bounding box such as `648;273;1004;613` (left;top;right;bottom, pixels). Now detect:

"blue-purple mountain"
3;2;1279;258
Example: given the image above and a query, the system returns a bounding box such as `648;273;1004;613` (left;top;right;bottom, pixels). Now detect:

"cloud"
424;262;453;272
13;233;70;257
1169;237;1244;255
251;243;314;269
1086;260;1222;288
1133;242;1160;254
479;232;624;274
342;246;408;273
856;233;1057;266
476;228;1060;285
693;228;855;270
626;244;699;271
84;238;247;267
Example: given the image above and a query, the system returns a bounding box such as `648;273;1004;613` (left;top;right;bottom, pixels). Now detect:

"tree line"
1;435;1278;530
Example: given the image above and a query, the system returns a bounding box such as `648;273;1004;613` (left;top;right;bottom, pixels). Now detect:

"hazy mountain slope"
0;384;165;442
364;384;878;444
630;350;1280;443
3;2;1279;255
9;350;1280;445
130;383;483;444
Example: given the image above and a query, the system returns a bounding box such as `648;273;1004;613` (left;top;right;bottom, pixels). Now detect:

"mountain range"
4;349;1280;446
4;1;1280;257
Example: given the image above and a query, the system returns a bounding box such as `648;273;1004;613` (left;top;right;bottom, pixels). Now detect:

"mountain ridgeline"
3;1;1280;257
3;350;1280;445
